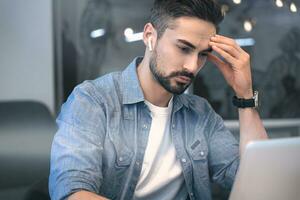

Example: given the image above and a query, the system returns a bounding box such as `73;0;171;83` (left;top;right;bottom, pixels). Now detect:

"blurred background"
0;0;299;199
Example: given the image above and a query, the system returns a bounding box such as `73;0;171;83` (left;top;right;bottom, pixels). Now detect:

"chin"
169;85;189;95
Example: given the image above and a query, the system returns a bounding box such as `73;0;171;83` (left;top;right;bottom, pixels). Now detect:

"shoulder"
73;71;123;105
58;72;123;127
59;71;123;121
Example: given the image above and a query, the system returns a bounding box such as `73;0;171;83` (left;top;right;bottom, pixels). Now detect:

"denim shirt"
49;57;240;200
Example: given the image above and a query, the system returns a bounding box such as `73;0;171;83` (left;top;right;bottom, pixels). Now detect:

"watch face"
254;91;259;108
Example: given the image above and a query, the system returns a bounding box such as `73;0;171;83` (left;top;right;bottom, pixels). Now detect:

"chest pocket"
107;141;133;199
115;144;133;167
108;109;134;167
188;139;208;161
187;138;209;180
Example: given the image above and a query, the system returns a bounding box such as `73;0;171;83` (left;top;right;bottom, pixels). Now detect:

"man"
49;0;268;200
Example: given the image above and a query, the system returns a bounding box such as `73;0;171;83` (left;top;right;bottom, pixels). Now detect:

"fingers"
207;52;226;66
209;34;250;69
207;53;233;85
207;35;253;98
211;35;243;52
209;41;240;58
210;44;237;67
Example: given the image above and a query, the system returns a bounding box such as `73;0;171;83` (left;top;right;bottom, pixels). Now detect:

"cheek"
156;44;184;71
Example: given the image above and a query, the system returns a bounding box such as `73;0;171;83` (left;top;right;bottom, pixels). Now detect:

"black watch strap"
232;91;259;108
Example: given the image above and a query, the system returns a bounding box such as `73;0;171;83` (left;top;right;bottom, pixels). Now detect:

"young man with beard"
49;0;268;200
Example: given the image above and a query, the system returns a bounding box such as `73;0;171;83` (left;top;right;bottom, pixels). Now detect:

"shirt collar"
121;57;145;105
121;57;190;110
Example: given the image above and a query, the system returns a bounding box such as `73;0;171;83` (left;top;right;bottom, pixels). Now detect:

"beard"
149;50;195;95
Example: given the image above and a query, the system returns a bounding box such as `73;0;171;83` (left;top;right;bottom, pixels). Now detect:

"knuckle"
226;55;231;61
236;61;242;67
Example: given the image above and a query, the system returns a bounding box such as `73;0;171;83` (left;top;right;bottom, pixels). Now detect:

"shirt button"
181;158;186;163
172;124;175;128
136;161;140;166
143;124;148;129
119;157;124;161
200;151;205;156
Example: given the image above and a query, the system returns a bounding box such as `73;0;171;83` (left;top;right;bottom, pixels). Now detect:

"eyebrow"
177;39;196;49
177;39;212;53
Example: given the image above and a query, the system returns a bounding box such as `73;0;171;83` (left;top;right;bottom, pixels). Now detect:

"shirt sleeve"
49;82;106;200
206;108;240;190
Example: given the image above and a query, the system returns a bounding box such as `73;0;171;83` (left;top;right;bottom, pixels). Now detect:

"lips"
175;76;191;84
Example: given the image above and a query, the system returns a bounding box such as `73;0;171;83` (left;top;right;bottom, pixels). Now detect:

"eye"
199;52;208;58
178;46;191;54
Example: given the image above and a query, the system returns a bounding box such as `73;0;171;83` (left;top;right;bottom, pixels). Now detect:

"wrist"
236;89;253;99
232;90;259;109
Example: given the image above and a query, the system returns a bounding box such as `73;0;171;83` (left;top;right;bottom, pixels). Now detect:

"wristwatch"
232;91;259;108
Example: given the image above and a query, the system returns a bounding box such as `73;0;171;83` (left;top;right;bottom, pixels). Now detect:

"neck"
137;56;173;107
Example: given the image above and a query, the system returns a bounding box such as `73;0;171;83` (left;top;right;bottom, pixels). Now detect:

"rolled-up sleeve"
49;82;106;200
207;109;240;190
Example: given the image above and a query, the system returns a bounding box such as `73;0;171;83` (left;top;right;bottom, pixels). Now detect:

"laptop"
229;137;300;200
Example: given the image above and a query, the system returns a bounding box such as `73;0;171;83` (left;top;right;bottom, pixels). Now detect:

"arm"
68;191;109;200
49;83;108;200
206;108;240;189
238;106;268;155
208;34;268;156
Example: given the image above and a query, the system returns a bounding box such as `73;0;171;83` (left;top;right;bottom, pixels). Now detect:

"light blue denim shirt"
49;57;239;200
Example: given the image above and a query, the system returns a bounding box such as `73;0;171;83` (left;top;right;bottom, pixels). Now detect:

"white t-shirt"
133;98;187;200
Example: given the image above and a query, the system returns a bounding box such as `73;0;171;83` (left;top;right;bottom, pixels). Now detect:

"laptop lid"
229;137;300;200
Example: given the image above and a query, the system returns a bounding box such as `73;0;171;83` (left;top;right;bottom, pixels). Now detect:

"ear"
143;23;157;51
148;37;153;51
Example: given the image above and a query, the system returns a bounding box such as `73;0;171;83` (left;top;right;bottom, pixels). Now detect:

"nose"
183;54;205;75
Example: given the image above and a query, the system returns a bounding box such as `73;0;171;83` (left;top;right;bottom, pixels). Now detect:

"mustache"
167;71;195;80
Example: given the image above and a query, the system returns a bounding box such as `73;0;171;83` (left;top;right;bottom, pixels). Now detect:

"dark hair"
150;0;224;38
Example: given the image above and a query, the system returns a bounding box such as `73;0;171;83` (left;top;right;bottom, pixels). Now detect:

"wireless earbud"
148;37;153;51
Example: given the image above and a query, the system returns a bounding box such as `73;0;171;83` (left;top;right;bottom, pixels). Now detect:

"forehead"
163;16;216;46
